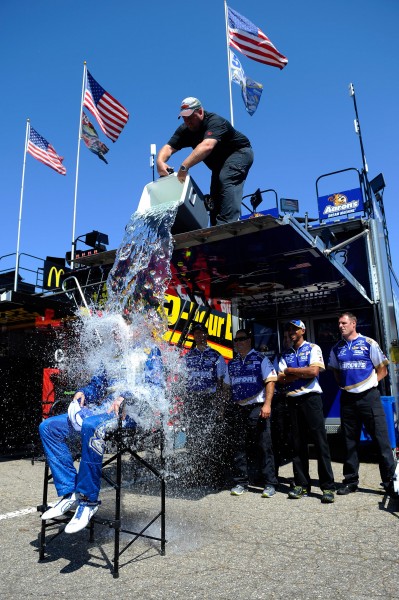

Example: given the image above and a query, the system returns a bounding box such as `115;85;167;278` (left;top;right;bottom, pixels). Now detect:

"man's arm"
176;138;218;183
283;365;320;380
376;364;388;382
107;396;126;418
260;380;275;419
156;144;178;177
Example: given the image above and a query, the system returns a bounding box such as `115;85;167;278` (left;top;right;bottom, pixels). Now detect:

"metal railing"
0;253;48;294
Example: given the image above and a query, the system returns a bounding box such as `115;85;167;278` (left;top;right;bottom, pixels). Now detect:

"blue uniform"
225;349;276;405
225;349;278;487
39;347;163;502
185;346;226;393
279;341;335;492
278;341;324;396
328;334;395;486
184;345;226;485
328;334;388;392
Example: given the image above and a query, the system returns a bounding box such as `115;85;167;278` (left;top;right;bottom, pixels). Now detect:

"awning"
170;214;373;319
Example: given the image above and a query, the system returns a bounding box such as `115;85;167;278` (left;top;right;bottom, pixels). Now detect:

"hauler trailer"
0;171;398;454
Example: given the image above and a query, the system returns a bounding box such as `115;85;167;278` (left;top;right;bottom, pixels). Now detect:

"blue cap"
288;319;306;330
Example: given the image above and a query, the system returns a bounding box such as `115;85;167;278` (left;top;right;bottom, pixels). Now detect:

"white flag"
229;51;263;116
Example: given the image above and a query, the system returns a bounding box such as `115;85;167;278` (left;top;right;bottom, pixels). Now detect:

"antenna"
150;144;156;181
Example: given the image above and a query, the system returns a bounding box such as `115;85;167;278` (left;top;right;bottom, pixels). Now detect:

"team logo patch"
89;435;105;456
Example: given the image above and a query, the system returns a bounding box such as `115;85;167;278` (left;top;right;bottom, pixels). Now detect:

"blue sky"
1;0;398;280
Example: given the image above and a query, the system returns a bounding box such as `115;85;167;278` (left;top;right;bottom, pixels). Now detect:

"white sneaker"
64;500;100;534
41;492;79;520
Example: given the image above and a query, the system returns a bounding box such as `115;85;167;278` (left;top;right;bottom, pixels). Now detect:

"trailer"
1;169;398;454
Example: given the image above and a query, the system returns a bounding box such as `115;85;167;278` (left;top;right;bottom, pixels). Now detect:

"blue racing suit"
39;347;163;502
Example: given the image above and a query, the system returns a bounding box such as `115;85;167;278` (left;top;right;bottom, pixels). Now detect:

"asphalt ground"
1;450;399;600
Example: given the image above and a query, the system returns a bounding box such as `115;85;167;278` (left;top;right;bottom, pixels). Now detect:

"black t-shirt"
167;111;251;171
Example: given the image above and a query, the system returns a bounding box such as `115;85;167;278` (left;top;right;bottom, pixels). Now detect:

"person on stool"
40;322;163;533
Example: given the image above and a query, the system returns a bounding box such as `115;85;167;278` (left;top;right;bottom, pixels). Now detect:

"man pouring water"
156;97;254;226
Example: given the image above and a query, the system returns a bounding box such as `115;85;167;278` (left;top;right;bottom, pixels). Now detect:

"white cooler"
137;174;209;234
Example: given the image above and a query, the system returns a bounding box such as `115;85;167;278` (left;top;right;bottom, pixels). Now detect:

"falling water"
58;201;187;460
106;204;179;337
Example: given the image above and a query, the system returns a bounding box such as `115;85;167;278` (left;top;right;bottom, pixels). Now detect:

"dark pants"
230;403;277;487
271;393;293;475
288;393;335;491
210;147;254;226
340;388;396;485
184;391;225;485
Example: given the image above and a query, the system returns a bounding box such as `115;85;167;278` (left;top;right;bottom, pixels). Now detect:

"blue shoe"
230;485;247;496
64;500;100;534
261;485;276;498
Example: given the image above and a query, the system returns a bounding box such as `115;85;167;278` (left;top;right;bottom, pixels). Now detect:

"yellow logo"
47;266;64;289
328;193;347;206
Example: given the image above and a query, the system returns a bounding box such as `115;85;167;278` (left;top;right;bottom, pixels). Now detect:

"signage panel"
318;187;364;221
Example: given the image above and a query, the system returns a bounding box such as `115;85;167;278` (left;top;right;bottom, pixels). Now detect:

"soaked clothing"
328;335;395;485
184;346;226;485
168;111;253;225
278;341;335;491
185;346;226;393
225;349;277;405
39;347;163;502
225;350;278;487
40;411;126;502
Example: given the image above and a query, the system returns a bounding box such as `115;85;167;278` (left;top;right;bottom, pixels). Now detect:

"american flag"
83;70;129;142
27;127;66;175
228;7;288;70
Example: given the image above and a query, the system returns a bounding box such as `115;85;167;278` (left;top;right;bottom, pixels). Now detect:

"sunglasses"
234;336;250;342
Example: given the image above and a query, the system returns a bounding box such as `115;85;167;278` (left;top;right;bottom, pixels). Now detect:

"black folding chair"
37;404;166;578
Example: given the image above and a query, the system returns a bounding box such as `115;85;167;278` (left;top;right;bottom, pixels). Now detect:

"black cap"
192;323;207;333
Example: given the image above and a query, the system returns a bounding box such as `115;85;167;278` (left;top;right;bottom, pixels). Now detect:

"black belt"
341;388;376;399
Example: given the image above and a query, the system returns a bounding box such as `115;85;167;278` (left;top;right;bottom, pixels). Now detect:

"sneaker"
230;485;247;496
41;492;79;520
321;490;335;504
336;483;358;495
261;485;276;498
64;500;100;534
288;486;309;499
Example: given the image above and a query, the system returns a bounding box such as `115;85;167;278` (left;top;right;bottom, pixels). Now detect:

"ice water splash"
58;202;187;457
66;311;185;437
106;204;178;339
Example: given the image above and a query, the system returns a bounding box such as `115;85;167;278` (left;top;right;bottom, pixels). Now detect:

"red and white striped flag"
27;127;66;175
83;70;129;142
227;6;288;70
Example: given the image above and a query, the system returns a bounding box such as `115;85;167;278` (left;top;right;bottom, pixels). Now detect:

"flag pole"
14;119;30;292
71;61;86;269
224;1;234;125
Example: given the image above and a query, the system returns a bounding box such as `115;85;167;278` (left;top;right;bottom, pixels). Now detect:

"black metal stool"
37;413;166;578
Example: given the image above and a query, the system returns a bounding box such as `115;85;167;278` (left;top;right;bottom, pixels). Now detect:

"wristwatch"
179;165;189;172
